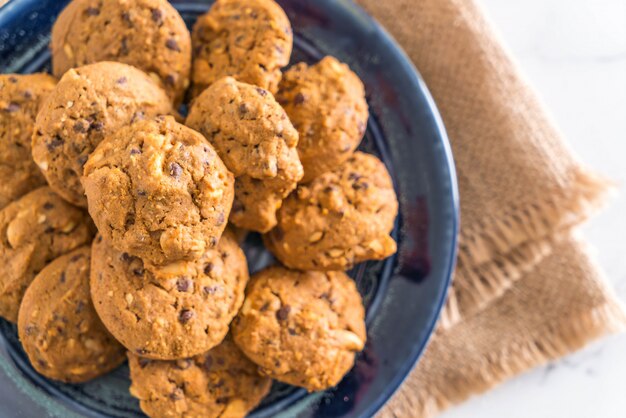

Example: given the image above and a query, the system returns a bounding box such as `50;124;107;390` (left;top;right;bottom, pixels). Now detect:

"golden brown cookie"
32;61;173;207
277;56;368;182
191;0;292;97
90;231;248;360
0;73;56;210
264;152;398;271
128;335;271;418
232;266;366;391
17;246;125;383
52;0;191;104
0;187;94;322
83;116;234;265
186;77;302;232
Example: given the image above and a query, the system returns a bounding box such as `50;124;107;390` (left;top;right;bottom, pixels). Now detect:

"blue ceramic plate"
0;0;458;417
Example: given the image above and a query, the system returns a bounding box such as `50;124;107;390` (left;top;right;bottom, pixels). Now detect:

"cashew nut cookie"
264;152;398;271
90;231;249;360
232;266;366;391
32;61;173;207
0;74;57;210
17;246;125;383
276;56;369;182
191;0;292;97
0;187;94;322
52;0;191;104
83;116;234;266
128;336;271;418
186;77;302;232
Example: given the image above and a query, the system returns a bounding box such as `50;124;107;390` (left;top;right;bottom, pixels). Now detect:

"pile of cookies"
0;0;398;416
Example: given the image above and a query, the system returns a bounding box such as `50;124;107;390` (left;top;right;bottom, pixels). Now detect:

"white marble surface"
441;1;626;417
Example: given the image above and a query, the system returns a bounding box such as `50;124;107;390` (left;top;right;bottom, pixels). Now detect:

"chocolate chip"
216;357;225;366
132;267;144;276
203;355;213;370
179;309;194;324
5;102;20;113
203;285;218;295
131;111;144;123
272;227;284;241
138;357;152;368
238;103;249;115
288;328;297;335
348;172;361;181
75;301;85;314
70;254;83;262
260;302;270;312
120;37;129;55
352;182;369;190
176;277;192;292
46;136;64;151
77;155;88;167
216;212;225;226
137;190;147;196
116;76;127;85
121;12;133;27
276;305;291;321
203;263;214;275
151;8;163;25
42;202;54;210
73;120;89;133
97;235;103;243
44;226;55;234
165;73;176;86
165;38;181;52
169;162;182;178
209;236;217;246
125;213;135;227
294;93;305;105
91;121;104;131
59;272;66;283
23;90;32;99
130;148;141;155
25;324;37;336
8;76;17;83
232;200;245;213
120;252;131;262
255;87;267;96
85;7;100;16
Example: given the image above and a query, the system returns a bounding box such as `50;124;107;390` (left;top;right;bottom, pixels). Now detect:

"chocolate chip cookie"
191;0;292;97
83;116;234;265
232;266;366;391
32;61;173;207
52;0;191;104
264;152;398;271
17;246;125;383
0;187;94;322
90;230;248;360
186;77;302;232
276;56;368;182
0;73;56;210
128;335;271;418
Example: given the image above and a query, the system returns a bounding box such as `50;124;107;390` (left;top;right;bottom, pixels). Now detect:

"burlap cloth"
353;0;626;416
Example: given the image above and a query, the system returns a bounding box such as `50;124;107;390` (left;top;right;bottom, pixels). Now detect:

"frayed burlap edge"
458;168;611;269
440;238;552;328
380;301;626;418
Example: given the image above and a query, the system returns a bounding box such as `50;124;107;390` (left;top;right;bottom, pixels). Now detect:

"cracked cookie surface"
83;116;234;265
0;187;95;322
0;74;56;210
32;61;172;207
18;245;125;383
52;0;191;104
264;152;398;271
90;231;248;360
128;335;271;418
186;77;302;232
191;0;292;97
232;266;366;391
276;56;368;182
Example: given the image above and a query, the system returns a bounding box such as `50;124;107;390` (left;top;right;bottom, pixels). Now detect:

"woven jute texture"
353;0;626;416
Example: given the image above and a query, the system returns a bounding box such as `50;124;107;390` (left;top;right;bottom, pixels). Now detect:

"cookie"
52;0;191;104
83;116;234;265
90;230;248;360
191;0;292;97
0;187;94;322
0;73;56;210
276;56;368;182
264;152;398;271
32;61;173;207
232;266;366;391
128;335;271;418
17;246;125;383
186;77;302;232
